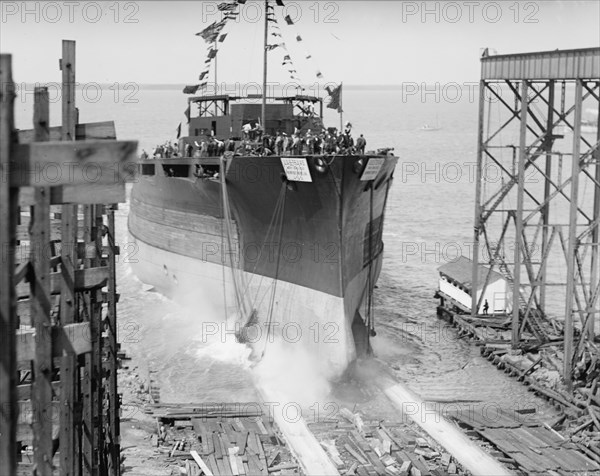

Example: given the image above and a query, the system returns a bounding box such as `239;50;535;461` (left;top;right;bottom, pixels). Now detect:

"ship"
128;0;398;379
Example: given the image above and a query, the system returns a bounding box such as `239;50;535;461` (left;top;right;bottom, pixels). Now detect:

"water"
15;86;559;417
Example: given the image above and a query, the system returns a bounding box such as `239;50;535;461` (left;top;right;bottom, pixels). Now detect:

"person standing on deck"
275;132;284;155
483;300;489;315
356;134;366;155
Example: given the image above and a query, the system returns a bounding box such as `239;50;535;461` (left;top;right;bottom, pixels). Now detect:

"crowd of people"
140;122;368;160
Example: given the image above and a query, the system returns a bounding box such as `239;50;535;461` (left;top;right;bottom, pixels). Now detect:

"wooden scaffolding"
471;47;600;388
0;41;137;475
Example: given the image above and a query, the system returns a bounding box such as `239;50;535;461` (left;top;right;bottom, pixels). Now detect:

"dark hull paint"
130;154;396;298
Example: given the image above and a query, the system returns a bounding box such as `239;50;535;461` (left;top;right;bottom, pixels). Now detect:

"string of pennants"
177;0;342;137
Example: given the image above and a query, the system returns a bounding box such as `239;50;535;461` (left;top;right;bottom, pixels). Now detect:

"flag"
271;31;282;37
176;123;182;139
326;84;343;113
237;0;246;3
266;43;282;51
183;84;199;94
219;33;228;42
284;15;294;25
305;54;312;59
316;71;323;79
296;35;302;42
184;105;191;123
199;71;209;80
276;0;285;5
218;2;237;11
208;49;218;59
267;16;277;22
197;20;226;43
283;54;291;62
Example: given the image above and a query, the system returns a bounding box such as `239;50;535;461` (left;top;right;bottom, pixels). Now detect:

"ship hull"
129;154;396;378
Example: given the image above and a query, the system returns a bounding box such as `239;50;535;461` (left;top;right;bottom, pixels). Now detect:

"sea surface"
15;85;585;420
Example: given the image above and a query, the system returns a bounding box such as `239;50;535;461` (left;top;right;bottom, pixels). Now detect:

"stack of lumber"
447;405;600;474
309;408;468;476
149;403;299;475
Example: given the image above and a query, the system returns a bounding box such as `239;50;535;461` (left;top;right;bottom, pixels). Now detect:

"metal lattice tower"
471;47;600;387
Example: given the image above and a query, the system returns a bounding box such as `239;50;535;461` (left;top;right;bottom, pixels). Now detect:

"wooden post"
106;205;120;475
588;93;600;341
59;39;81;476
471;80;486;317
540;81;554;312
0;53;18;476
564;79;583;389
31;86;54;475
513;80;529;348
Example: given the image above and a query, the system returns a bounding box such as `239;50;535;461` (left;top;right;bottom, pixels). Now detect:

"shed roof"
438;256;505;291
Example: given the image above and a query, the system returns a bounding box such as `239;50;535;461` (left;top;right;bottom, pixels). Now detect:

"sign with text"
360;158;385;181
281;158;312;182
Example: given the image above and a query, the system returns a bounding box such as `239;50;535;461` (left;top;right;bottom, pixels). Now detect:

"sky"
1;1;599;86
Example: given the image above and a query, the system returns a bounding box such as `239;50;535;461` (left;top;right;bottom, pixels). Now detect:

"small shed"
437;256;508;315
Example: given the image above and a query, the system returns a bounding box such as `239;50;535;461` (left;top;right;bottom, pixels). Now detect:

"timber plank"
16;266;109;298
30;88;54;473
0;53;18;476
16;323;92;364
18;120;116;143
10;140;138;187
18;183;126;206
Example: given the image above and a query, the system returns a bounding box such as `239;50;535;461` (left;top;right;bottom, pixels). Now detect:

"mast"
261;0;268;132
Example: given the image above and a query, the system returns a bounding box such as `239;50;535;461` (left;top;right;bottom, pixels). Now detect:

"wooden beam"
0;52;18;476
564;79;583;388
18;183;126;206
105;205;120;472
30;87;54;475
60;40;80;476
16;323;92;365
513;80;529;348
10;140;138;187
16;267;109;298
16;220;84;241
16;381;60;400
18;121;116;143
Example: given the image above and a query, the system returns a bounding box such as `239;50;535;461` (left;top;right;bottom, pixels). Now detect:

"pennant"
199;71;209;80
183;85;199;94
219;33;228;42
197;20;226;43
271;32;282;37
266;43;282;51
276;0;284;5
218;2;237;11
296;35;302;41
326;84;343;113
316;71;323;79
305;54;312;60
184;105;191;123
284;14;294;25
176;123;182;139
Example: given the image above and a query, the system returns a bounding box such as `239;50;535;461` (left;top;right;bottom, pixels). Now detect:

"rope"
220;156;251;320
260;183;287;359
241;183;287;307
